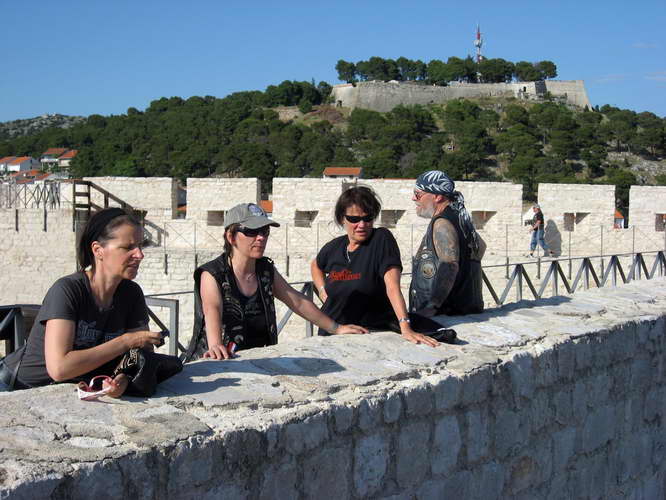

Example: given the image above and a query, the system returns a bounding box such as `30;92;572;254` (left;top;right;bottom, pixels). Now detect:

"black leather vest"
409;206;483;316
184;253;278;362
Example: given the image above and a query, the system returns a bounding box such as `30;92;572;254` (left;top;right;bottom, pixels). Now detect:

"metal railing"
0;182;61;209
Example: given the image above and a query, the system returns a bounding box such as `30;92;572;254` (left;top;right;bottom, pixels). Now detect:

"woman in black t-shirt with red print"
311;186;439;347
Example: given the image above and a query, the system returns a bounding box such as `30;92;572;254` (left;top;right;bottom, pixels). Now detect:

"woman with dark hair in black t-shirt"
0;208;165;394
311;186;439;347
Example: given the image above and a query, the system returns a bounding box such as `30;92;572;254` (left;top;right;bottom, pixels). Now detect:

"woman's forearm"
384;268;411;333
48;333;135;381
292;294;337;333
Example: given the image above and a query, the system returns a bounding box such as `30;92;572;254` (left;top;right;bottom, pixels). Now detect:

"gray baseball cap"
224;203;280;229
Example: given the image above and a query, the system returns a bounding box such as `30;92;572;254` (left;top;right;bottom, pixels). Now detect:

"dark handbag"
113;348;183;397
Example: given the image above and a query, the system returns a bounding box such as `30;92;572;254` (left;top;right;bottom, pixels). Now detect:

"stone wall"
2;278;665;499
331;80;591;113
83;176;177;220
186;178;260;224
629;185;666;234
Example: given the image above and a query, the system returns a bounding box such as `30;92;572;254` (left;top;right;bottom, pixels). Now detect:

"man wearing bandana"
409;170;486;318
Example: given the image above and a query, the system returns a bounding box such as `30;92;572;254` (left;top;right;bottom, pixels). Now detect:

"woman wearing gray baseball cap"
184;203;367;361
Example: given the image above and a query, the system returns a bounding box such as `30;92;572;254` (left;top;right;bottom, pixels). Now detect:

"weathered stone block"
630;357;652;391
556;341;576;381
552;427;576;471
582;404;615;452
529;390;551;433
396;421;431;489
284;413;329;455
416;470;472;500
332;403;354;434
508;353;535;402
461;369;491;406
572;380;589;424
303;443;351;499
358;398;382;432
167;437;215;495
383;392;402;424
404;383;433;417
434;375;462;411
431;415;461;475
260;459;298;500
574;339;592;371
494;409;524;458
469;461;505;500
465;409;490;463
552;388;573;425
353;433;389;498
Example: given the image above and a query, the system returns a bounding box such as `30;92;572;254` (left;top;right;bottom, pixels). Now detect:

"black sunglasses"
344;214;374;224
238;226;270;237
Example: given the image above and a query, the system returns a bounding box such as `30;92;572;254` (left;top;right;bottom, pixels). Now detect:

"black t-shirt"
532;211;544;231
230;287;270;351
7;272;148;387
316;227;402;331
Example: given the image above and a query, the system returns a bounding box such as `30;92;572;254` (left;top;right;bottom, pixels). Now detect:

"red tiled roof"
42;147;68;156
260;200;273;213
0;156;16;164
58;149;78;159
323;167;362;176
11;169;41;178
9;156;32;165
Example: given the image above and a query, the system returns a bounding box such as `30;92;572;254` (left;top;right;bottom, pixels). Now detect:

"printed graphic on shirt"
329;269;362;281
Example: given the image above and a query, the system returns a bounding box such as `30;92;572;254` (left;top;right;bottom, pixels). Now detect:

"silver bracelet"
398;317;410;324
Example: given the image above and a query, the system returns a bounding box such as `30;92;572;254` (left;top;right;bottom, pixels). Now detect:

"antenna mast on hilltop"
474;24;483;63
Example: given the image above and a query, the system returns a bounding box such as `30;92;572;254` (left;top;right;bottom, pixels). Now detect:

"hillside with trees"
0;79;664;210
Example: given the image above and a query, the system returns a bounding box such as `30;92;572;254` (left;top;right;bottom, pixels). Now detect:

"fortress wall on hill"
331;80;591;112
2;279;666;499
543;80;592;109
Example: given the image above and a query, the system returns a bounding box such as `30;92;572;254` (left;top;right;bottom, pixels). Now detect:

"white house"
57;149;78;168
7;156;40;172
0;156;16;174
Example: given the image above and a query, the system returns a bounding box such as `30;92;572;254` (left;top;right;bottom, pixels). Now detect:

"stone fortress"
2;176;666;498
330;79;592;113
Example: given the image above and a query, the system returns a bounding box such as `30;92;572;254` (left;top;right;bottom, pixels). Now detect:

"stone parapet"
186;178;260;223
83;176;177;220
2;278;666;498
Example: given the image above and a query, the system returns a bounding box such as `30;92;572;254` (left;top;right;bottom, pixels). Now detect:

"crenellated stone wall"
186;178;260;224
83;176;178;220
2;278;665;499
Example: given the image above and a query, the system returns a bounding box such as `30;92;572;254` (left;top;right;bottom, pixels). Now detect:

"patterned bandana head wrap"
415;170;479;253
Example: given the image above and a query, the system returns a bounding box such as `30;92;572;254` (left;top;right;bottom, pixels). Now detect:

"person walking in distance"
529;204;554;257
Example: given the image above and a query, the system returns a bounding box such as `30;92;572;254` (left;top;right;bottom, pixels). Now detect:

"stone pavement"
1;278;666;499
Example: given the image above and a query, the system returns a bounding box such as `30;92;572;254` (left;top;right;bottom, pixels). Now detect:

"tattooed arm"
421;218;459;316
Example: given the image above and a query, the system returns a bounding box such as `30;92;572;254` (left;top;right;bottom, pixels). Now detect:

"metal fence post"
568;231;572;279
505;224;509;279
599;226;604;276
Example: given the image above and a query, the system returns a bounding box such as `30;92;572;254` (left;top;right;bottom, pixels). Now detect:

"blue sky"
2;0;665;122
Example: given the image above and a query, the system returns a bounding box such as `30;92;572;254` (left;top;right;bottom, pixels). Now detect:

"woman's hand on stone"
203;344;231;360
401;330;439;347
335;324;369;335
104;373;128;398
